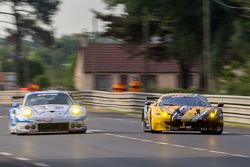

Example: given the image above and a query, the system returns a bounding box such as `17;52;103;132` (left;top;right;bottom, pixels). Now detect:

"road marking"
33;163;50;167
0;152;13;156
209;150;228;155
171;144;187;148
1;152;51;166
104;133;250;158
103;118;125;121
114;118;124;121
102;117;138;123
128;121;137;123
223;132;250;138
103;118;112;120
87;130;104;134
0;116;7;118
15;157;30;161
229;154;249;158
189;147;206;151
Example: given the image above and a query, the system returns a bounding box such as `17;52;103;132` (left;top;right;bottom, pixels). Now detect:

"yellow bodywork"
148;104;217;131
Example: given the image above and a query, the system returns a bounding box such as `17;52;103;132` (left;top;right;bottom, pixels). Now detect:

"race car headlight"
70;106;82;116
209;112;216;118
21;108;33;117
163;112;167;117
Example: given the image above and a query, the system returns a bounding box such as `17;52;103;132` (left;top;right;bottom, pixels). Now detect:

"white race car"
9;91;87;135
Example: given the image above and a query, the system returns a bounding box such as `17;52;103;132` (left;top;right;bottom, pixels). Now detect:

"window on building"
120;75;128;86
141;75;157;90
95;75;111;91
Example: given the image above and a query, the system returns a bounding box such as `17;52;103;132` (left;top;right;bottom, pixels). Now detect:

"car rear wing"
145;96;160;105
12;96;25;104
12;96;25;100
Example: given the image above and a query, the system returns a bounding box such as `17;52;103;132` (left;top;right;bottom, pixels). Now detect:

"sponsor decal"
165;108;175;112
179;106;193;115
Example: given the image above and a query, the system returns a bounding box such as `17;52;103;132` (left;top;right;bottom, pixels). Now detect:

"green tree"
97;0;249;91
0;45;15;72
33;74;50;89
17;51;45;85
52;35;80;89
0;0;60;86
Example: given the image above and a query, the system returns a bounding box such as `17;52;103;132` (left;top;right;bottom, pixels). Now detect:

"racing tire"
71;128;87;134
8;124;16;135
81;128;87;134
10;131;16;135
142;121;150;132
142;109;150;132
141;109;144;121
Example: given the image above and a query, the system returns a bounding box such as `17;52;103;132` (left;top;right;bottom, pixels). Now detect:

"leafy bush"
33;74;50;89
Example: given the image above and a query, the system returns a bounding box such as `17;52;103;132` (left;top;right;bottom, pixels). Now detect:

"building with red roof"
74;36;199;91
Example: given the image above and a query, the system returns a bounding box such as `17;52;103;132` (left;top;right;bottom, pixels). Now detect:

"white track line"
128;121;137;123
209;150;228;155
87;130;104;134
102;118;250;138
189;147;206;151
229;154;249;158
15;157;30;161
1;152;51;166
0;116;7;118
104;133;250;158
0;152;13;156
33;163;50;167
102;117;138;122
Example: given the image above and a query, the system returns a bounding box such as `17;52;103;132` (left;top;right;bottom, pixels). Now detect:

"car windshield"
25;93;73;106
159;96;211;107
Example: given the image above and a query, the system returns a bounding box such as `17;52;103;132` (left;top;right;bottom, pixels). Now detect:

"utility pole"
91;15;98;89
203;0;211;93
50;27;56;89
143;8;150;91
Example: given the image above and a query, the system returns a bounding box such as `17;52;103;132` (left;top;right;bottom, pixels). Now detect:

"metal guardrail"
70;91;250;125
0;90;249;125
0;91;27;104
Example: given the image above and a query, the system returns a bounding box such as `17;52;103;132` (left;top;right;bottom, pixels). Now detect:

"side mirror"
77;100;83;106
12;103;19;108
217;103;224;108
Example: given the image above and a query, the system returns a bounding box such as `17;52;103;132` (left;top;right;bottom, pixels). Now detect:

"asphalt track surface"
0;105;250;167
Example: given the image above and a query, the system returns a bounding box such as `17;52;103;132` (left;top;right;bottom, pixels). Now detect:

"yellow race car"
142;94;224;134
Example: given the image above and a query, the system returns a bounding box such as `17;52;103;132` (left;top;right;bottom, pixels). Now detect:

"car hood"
159;105;215;121
29;105;70;114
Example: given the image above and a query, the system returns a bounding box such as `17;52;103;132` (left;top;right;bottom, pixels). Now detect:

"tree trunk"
179;60;191;89
13;1;25;86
